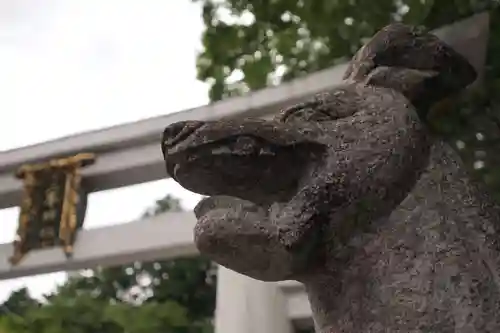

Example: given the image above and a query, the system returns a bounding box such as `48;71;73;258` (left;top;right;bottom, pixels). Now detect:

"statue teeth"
211;146;232;155
259;147;275;156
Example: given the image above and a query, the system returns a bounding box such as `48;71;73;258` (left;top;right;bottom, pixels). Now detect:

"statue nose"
162;120;205;149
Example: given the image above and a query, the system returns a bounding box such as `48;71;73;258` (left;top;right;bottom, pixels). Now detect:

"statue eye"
279;101;336;123
278;89;359;123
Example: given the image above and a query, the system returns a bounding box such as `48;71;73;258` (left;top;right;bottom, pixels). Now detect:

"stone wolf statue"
163;19;499;332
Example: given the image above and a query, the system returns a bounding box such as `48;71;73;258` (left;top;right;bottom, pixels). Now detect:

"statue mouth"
162;121;325;203
166;135;280;170
161;118;326;203
165;135;306;188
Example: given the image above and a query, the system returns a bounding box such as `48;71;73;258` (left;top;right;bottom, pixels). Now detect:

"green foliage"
0;195;216;333
1;294;201;333
56;256;216;321
195;0;498;101
0;288;40;317
141;194;183;217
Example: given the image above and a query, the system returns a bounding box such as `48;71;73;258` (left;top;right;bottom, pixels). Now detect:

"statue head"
163;23;475;207
162;23;477;280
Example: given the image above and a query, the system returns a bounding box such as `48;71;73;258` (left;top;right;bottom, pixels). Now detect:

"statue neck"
305;140;500;333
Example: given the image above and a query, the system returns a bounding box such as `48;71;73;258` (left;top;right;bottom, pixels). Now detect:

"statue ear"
363;66;440;119
344;23;477;105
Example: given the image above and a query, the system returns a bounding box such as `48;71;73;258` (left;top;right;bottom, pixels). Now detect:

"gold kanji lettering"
22;196;32;209
39;227;55;239
11;153;95;265
42;209;57;222
44;187;59;208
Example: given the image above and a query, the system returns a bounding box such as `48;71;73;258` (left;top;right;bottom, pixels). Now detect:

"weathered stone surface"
162;22;500;332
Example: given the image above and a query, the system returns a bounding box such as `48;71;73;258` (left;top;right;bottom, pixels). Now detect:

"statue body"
162;23;500;332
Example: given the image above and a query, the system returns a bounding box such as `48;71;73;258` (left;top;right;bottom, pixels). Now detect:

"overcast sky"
0;0;207;302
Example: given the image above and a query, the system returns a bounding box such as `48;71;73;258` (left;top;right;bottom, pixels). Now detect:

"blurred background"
0;1;499;332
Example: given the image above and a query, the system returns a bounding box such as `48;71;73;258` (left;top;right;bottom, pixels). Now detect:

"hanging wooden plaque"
10;153;96;265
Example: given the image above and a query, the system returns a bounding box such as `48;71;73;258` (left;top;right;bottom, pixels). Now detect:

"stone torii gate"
0;13;490;333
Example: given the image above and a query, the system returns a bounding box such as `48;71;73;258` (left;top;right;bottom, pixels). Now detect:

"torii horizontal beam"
0;212;197;280
0;13;489;210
